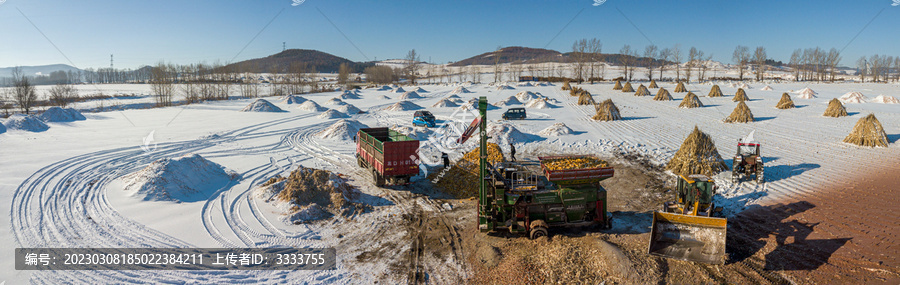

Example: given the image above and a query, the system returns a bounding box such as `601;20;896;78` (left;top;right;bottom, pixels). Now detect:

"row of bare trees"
786;47;843;82
856;54;900;83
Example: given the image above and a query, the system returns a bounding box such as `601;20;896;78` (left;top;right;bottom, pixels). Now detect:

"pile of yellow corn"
542;156;608;171
430;143;505;198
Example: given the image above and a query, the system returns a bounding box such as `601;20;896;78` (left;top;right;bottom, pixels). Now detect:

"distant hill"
449;47;565;66
449;46;673;67
225;49;374;73
0;64;82;77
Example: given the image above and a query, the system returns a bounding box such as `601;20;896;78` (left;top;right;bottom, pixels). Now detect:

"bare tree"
493;46;503;83
753;46;767;81
686;47;698;82
826;48;841;82
644;45;658;81
657;48;671;81
572;39;588;82
790;49;802;81
619;44;632;81
671;44;682;81
11;67;38;114
338;63;351;87
48;83;77;107
870;54;882;82
857;56;868;82
588;38;602;83
404;49;421;84
732;45;750;81
149;62;175;107
699;52;712;82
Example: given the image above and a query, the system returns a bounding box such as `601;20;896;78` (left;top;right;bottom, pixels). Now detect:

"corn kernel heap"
429;143;505;198
542;156;608;171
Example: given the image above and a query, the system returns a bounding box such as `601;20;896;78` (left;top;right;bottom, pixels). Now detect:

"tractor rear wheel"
529;220;549;239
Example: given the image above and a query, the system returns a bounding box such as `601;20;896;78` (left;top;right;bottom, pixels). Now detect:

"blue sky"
1;0;897;70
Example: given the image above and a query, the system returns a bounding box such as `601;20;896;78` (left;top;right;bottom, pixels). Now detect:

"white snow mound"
316;119;369;140
495;96;522;106
3;114;50;132
392;87;406;93
399;91;422;99
383;101;423;111
241;99;284;112
450;86;472;94
123;153;235;202
281;95;307;104
318;109;350;119
335;104;363;114
795;87;818;99
40;107;86;122
413;87;428;93
487;123;541;145
432;98;460;108
538;123;575;136
872;95;900;104
325;98;347;105
524;99;557;109
761;85;773;91
298;100;326;111
839;92;868;104
515;91;540;102
337;90;361;99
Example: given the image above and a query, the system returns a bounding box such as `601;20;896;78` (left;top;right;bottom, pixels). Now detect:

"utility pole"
110;54;113;69
283;42;286;52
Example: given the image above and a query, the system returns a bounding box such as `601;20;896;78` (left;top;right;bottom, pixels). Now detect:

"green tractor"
468;97;614;239
648;174;727;264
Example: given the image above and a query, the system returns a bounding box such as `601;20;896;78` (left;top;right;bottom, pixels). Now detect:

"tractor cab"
667;174;717;216
733;139;764;183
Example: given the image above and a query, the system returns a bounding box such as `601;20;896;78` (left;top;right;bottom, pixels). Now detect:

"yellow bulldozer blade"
648;211;727;264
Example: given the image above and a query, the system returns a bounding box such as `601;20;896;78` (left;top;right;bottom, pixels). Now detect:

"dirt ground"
362;152;899;284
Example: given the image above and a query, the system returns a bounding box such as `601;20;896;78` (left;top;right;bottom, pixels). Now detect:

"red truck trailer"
356;128;420;186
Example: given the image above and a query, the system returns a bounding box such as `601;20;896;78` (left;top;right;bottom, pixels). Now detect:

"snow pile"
0;123;5;134
337;90;361;99
515;91;540;102
398;91;422;99
413;87;428;93
517;81;533;87
392;87;406;93
872;95;900;104
241;99;284;112
325;98;347;105
496;84;514;90
740;83;751;89
123;153;235;202
281;95;307;104
839;92;868;104
39;107;86;122
378;95;391;100
494;96;522;106
315;119;369;140
450;86;472;94
317;109;350;119
383;101;423;111
487;123;542;145
459;100;500;111
538;123;575;136
376;85;392;91
297;100;326;111
3;114;50;132
761;85;773;91
432;98;460;108
446;94;462;99
795;87;818;99
335;104;363;114
524;99;558;109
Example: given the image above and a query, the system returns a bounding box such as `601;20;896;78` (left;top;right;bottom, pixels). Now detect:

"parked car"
413;110;436;127
502;108;527;120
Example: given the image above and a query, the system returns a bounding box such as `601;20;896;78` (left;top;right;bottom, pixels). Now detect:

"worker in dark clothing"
509;143;516;162
441;152;450;168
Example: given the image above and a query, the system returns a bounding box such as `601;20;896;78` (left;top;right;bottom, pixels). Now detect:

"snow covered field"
2;81;898;283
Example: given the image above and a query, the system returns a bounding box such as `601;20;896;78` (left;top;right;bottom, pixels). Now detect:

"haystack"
843;114;889;147
674;82;687;93
733;88;749;102
823;98;847;117
612;80;623;90
562;81;572;91
708;85;723;97
775;92;795;109
429;143;505;198
592;99;621;121
634;84;650;96
666;126;728;176
724;101;755;123
577;91;596;105
653;88;673;101
678;92;704;108
649;80;659;88
621;82;634;92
